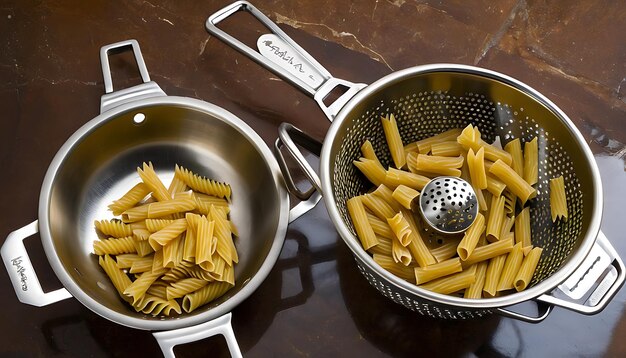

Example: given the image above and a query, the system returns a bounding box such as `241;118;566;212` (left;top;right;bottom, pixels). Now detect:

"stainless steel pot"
0;39;320;357
206;1;625;323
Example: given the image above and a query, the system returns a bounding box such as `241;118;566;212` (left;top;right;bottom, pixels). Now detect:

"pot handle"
99;39;166;113
206;1;366;121
153;312;242;358
0;221;72;307
496;230;625;323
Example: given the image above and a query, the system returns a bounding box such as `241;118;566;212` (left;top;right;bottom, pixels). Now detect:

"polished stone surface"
1;1;625;357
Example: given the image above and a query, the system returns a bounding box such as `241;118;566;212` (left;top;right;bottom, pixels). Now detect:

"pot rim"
319;63;603;310
38;95;290;330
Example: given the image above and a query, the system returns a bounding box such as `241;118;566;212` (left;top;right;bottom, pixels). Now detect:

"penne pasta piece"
361;140;382;163
162;234;184;268
430;240;460;263
514;247;543;291
361;193;396;220
419;265;477;295
209;206;238;265
414;258;462;284
485;175;506;197
166;278;210;300
196;216;215;271
473;184;488;212
129;256;155;273
387;212;412;247
167;175;188;196
464;261;488;299
413;154;463;177
392;239;412;266
503;189;516;215
414;128;463;154
457;213;486;260
137;162;171;202
384;167;430;190
467;147;487;189
175;165;231;199
367;235;393;256
133;239;155;257
391;185;420;210
134;295;181;316
499;215;515;240
373;254;415;282
108;183;151;216
462;237;514;267
489;159;537;204
182;281;233;313
381;114;406;169
372;184;403;212
354;158;386;186
523;137;538;185
431;141;464;157
94;220;132;238
99;255;133;300
366;212;394;239
457;124;512;165
401;211;437;268
504;138;524;177
497;242;525;291
486;195;505;242
148;219;188;251
145;218;175;233
483;254;507;297
550;175;568;221
115;254;141;268
124;269;166;304
93;236;136;256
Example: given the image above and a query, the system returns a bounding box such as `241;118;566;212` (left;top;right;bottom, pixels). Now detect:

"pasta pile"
349;114;569;298
93;162;238;316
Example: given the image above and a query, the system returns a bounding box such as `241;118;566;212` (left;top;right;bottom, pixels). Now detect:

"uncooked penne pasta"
137;162;171;202
413;154;463;177
145;218;175;233
366;212;394;239
523;137;538;185
166;278;210;300
457;124;512;165
430;241;460;263
167;175;188;196
115;254;141;268
485;175;506;197
489;159;537;204
467;147;487;189
497;242;524;291
514;247;543;291
148;219;188;251
108;182;151;216
372;184;403;212
361;193;396;220
373;254;415;282
384;167;430;190
391;185;420;210
133;239;155;257
473;184;488;212
175;164;231;199
550;175;568;221
462;237;514;267
431;141;464;157
419;265;477;295
367;235;393;256
403;214;437;268
354;157;386;187
124;269;166;304
162;234;184;268
414;258;462;285
392;239;412;266
515;207;532;248
361;140;382;164
413;128;463;154
499;215;515;240
504;138;524;177
94;220;133;238
502;189;516;214
99;255;132;300
182;281;232;313
483;254;507;297
210;206;238;265
485;195;505;242
93;236;136;256
387;212;412;247
196;216;215;271
129;256;155;274
464;260;488;299
381;114;406;169
457;213;485;260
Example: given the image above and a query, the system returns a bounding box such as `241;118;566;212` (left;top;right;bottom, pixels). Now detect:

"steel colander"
207;1;624;322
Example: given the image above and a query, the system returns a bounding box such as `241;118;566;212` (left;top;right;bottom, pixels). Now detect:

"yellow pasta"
361;140;382;164
483;254;507;297
361;193;396;220
94;163;238;316
414;258;462;285
411;128;463;154
384;167;430;191
354;158;386;186
412;154;463;177
108;183;151;216
474;184;488;212
515;207;532;248
489;159;537;204
457;213;485;260
347;196;379;250
196;216;215;270
175;164;231;199
497;242;525;291
514;247;543;291
485;195;505;242
372;184;403;212
502;189;516;214
523;137;538;185
94;220;132;238
373;254;415;282
381;114;406;169
485;175;506;197
387;212;412;247
462;237;514;267
419;265;477;295
392;239;412;266
137;162;171;202
366;212;394;239
457;124;512;165
367;235;393;256
467;147;487;189
430;141;464;157
430;241;460;263
93;236;136;256
550;175;568;221
504;138;524;177
464;261;488;299
404;217;437;268
391;185;420;210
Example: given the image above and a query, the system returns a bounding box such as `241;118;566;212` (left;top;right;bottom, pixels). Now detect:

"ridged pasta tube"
93;236;136;256
175;165;231;199
94;220;132;238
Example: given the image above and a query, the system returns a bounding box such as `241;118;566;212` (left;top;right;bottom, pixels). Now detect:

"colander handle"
99;39;166;113
0;221;72;307
535;230;625;315
153;312;242;358
206;1;367;120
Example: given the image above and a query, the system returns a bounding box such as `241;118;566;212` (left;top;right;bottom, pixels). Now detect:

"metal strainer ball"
418;177;478;235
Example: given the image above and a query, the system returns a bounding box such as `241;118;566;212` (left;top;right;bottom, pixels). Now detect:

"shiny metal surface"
209;1;623;320
37;95;290;331
418;177;478;235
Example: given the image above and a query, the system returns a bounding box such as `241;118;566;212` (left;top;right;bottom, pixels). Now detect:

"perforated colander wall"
331;77;588;318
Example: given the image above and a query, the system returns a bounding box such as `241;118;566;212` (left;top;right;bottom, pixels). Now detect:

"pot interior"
327;67;599;301
44;100;286;328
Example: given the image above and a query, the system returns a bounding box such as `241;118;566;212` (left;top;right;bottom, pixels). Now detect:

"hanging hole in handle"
133;113;146;125
321;84;349;107
275;139;319;200
107;49;145;92
23;231;65;294
173;335;231;357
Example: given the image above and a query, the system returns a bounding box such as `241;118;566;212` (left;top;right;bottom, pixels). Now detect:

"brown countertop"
1;1;626;357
